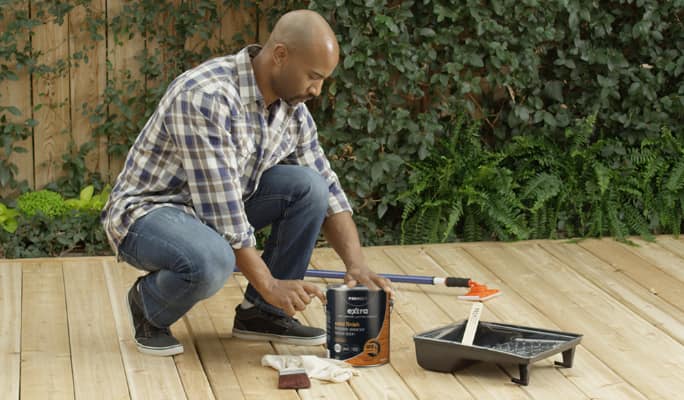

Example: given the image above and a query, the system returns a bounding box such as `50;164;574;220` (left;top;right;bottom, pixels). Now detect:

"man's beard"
284;95;312;106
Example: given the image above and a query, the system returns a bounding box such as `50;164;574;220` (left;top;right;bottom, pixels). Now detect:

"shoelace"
273;314;300;328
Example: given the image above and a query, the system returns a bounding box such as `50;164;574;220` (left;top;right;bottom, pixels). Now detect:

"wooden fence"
0;0;268;193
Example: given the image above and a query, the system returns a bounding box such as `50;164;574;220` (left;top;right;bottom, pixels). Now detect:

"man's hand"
322;212;394;298
261;278;326;316
344;264;393;298
235;247;325;316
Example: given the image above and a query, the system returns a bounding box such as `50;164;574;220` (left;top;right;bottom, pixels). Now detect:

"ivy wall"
0;0;682;253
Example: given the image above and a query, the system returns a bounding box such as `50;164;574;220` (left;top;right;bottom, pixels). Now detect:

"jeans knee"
297;167;329;216
191;246;234;298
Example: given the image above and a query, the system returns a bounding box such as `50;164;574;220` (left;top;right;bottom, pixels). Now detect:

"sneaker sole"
135;343;185;357
232;328;326;346
125;288;184;357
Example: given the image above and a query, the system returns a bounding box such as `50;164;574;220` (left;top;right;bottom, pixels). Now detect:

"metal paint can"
326;284;391;366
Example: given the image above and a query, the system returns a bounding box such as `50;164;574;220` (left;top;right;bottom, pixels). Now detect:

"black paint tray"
413;321;582;385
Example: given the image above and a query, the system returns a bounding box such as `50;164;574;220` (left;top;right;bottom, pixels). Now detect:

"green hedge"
305;0;683;243
0;0;682;257
0;187;111;258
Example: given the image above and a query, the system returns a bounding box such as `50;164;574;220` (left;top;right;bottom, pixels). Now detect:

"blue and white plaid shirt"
101;45;352;253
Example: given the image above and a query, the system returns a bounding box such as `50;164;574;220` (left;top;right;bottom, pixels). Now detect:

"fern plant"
651;127;684;236
398;113;528;244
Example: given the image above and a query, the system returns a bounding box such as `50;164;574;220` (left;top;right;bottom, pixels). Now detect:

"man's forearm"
234;247;275;294
322;211;366;268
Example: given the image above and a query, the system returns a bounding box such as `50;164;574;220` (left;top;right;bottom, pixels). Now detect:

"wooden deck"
2;237;684;400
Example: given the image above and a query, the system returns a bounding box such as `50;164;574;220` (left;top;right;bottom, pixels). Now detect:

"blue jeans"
118;165;330;327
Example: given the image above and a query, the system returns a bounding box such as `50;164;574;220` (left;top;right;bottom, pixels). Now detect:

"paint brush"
278;368;311;389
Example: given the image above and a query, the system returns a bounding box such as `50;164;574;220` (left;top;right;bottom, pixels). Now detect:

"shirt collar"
236;45;265;105
236;45;297;117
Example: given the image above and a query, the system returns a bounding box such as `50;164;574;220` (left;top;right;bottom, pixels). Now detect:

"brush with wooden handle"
277;368;310;389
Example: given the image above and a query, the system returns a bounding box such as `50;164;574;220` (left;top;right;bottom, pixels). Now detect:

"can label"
326;285;391;366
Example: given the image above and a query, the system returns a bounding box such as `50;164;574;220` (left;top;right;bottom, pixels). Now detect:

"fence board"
32;9;71;189
2;1;262;191
0;1;34;194
256;1;274;44
222;2;256;49
145;0;181;90
69;0;109;180
106;0;145;179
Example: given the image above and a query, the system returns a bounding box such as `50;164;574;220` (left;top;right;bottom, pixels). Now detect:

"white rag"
261;354;359;383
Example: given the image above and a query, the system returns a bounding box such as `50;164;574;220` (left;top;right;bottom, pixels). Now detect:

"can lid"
326;284;382;292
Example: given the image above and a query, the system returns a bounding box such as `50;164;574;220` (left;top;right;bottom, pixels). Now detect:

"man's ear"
272;43;288;66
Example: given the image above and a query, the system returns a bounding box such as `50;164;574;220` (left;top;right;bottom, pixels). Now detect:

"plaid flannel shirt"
101;45;352;254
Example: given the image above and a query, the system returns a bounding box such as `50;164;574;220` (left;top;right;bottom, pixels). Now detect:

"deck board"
361;247;500;400
63;260;130;400
540;241;684;343
463;242;684;399
183;302;243;400
624;237;684;284
171;318;216;400
387;247;575;400
103;260;188;400
0;263;21;400
2;237;684;399
426;244;649;400
653;236;684;261
578;239;684;311
20;261;74;400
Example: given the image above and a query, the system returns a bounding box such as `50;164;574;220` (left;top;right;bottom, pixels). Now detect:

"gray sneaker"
232;305;326;346
126;278;184;356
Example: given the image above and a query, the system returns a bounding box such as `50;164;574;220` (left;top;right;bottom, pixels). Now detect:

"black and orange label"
326;285;391;366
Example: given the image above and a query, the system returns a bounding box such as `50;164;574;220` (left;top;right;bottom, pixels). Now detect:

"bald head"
253;10;339;106
264;10;338;59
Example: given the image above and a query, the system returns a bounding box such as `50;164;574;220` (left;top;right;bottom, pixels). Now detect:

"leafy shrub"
400;113;684;243
0;187;110;258
17;190;69;218
0;203;19;233
0;210;109;258
304;0;683;243
0;1;682;250
65;185;111;212
399;113;527;243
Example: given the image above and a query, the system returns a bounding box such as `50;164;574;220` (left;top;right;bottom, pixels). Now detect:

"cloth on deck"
261;354;359;383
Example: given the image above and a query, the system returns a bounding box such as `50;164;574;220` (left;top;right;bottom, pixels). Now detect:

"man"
101;9;393;357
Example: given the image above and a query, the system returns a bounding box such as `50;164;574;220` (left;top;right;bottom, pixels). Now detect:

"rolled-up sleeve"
164;90;256;249
293;111;353;216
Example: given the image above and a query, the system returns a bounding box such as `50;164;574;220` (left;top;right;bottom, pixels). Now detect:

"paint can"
326;284;391;366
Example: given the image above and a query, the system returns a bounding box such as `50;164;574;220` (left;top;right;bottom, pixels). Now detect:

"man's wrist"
234;247;277;294
254;275;277;296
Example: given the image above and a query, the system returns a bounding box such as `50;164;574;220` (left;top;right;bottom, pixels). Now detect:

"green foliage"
53;141;105;199
82;1;251;185
0;210;109;258
305;0;683;243
0;202;19;233
503;115;683;242
1;1;683;253
0;107;34;194
0;186;111;258
17;190;69;218
400;112;684;244
65;184;111;211
398;113;527;244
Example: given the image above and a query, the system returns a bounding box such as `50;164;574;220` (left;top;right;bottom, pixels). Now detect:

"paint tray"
413;321;582;385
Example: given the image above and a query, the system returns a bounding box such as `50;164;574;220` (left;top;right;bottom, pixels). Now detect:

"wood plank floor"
2;237;684;400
